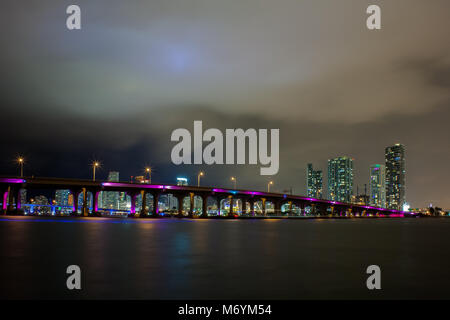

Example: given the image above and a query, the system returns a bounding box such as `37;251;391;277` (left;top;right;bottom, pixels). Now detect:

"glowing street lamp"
197;171;204;187
145;167;152;183
17;157;25;177
231;176;237;189
267;181;273;193
92;161;100;181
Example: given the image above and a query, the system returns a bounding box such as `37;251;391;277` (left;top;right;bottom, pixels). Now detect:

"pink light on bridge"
102;182;164;189
0;178;26;184
2;191;8;210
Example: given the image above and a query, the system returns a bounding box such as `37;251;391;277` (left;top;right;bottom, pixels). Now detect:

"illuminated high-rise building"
306;163;323;199
118;192;128;211
327;157;353;202
369;164;386;208
104;171;120;210
385;144;405;210
55;189;71;206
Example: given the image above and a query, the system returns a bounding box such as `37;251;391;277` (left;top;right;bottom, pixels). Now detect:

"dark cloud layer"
1;1;449;208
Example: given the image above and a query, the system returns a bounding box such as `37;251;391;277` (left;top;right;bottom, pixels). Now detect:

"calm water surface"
1;216;449;299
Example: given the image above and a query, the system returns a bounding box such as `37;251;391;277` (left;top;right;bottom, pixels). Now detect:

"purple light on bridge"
212;188;229;193
0;178;26;184
102;182;165;189
164;185;186;190
2;191;8;210
241;191;265;196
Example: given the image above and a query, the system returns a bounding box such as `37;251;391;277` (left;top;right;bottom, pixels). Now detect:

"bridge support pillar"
82;188;88;217
311;203;317;216
1;189;8;215
14;188;22;211
274;201;281;216
175;194;184;218
93;190;100;216
299;202;306;216
201;195;208;218
241;198;247;215
249;198;255;216
7;186;15;213
139;190;147;217
151;192;160;217
261;198;266;216
128;192;138;218
71;190;80;216
227;196;234;218
188;193;194;218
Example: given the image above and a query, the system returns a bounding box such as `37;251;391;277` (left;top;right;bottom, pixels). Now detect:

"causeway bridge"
0;177;409;218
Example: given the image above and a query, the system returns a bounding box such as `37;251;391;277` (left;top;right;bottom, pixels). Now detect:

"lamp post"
231;176;236;189
197;171;204;187
17;157;24;177
145;167;152;183
92;161;100;181
267;181;273;193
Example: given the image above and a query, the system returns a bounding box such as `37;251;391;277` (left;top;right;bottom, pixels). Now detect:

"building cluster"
52;173;191;213
306;143;406;210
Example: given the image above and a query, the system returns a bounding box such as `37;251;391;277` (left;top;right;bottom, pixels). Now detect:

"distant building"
34;195;51;214
385;144;405;210
118;192;128;211
20;189;27;205
34;195;49;205
68;194;74;206
327;157;354;202
352;194;369;206
55;189;71;206
306;163;323;199
369;164;386;208
177;177;188;186
135;176;150;184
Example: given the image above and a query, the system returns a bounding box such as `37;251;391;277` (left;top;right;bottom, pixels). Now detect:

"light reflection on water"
1;216;450;299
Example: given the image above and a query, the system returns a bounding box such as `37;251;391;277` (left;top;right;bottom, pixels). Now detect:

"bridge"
0;177;410;218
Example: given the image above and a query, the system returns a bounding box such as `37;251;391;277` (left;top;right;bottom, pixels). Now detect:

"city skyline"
4;141;411;209
0;140;440;210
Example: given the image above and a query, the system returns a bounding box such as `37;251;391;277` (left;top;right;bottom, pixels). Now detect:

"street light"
267;181;273;193
92;161;100;181
197;171;204;187
231;176;237;189
17;157;25;177
145;167;152;183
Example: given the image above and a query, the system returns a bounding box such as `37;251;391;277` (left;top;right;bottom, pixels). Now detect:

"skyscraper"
369;164;386;208
327;157;353;202
385;144;405;210
55;189;70;206
306;163;323;199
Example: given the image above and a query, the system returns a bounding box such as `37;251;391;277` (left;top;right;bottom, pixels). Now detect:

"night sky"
1;1;449;208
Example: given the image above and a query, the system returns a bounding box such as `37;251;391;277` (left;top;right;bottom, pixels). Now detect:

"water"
1;216;449;299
